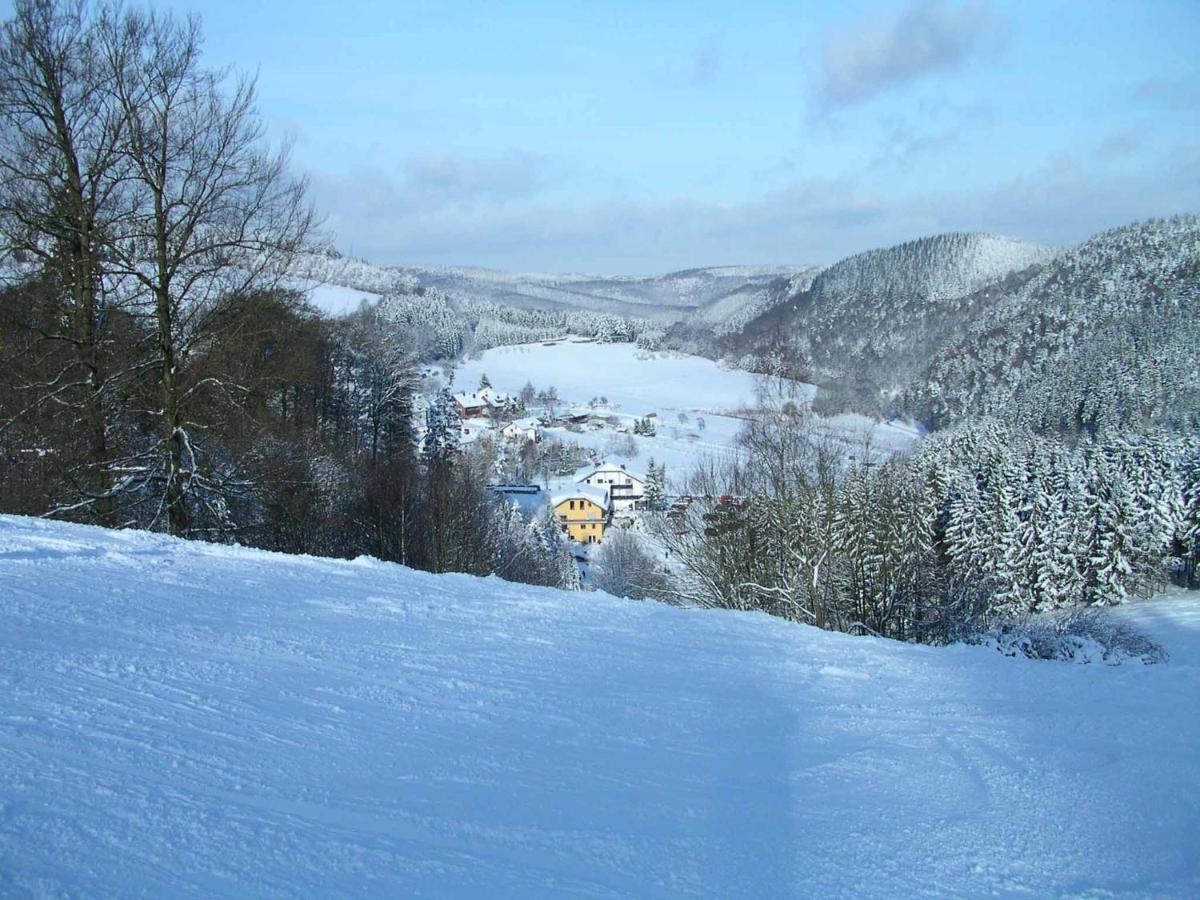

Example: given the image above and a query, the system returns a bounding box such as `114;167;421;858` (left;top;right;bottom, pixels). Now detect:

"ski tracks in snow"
0;515;1198;897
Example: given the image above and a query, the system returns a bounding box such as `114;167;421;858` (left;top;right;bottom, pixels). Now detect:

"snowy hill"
290;252;812;325
737;232;1057;370
911;215;1200;432
393;263;814;324
2;515;1198;897
714;232;1061;414
287;248;812;338
289;250;415;316
804;232;1058;310
691;266;823;335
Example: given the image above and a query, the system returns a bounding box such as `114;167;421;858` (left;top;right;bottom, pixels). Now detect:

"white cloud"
1132;76;1200;111
307;148;1199;274
814;0;1008;110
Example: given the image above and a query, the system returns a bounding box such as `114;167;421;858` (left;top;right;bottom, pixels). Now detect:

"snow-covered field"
2;516;1198;897
295;280;382;317
454;342;919;474
457;341;778;415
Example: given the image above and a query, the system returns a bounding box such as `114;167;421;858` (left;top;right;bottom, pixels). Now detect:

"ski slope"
1;516;1198;897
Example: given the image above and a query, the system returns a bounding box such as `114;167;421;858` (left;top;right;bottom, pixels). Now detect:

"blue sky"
64;1;1200;271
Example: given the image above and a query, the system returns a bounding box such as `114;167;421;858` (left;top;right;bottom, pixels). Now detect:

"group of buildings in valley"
495;461;650;546
438;383;656;548
449;387;541;446
550;462;648;544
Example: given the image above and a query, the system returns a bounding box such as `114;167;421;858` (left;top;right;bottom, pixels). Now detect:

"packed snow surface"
1;516;1198;897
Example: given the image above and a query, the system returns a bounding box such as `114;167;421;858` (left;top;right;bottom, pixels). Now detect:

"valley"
0;2;1195;893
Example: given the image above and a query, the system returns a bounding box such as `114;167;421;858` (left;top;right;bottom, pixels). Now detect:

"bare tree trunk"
156;284;189;536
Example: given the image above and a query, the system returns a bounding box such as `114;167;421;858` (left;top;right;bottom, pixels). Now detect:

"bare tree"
647;378;848;626
591;528;669;601
99;7;315;535
0;0;129;523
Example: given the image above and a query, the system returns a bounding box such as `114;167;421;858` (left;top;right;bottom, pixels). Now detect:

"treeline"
377;287;654;362
650;400;1199;643
0;0;578;590
0;276;580;586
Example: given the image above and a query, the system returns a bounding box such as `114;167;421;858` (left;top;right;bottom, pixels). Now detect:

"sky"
58;0;1200;272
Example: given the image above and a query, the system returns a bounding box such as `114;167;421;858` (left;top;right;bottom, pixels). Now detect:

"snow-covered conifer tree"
421;390;460;467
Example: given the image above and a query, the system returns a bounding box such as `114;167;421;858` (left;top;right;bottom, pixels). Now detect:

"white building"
577;461;646;516
459;418;494;444
500;417;540;443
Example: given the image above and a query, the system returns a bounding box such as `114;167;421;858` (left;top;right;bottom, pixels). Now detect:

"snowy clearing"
456;341;778;415
1;517;1197;897
295;279;382;317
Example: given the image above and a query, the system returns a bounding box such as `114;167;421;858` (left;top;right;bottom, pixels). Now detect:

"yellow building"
551;487;611;544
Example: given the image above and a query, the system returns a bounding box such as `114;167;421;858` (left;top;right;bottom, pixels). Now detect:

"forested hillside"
699;218;1197;438
392;263;811;323
720;232;1058;413
691;265;823;334
909;216;1200;434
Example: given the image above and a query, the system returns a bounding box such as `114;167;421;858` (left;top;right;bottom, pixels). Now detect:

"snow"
811;232;1059;306
394;264;815;322
457;342;772;415
549;484;610;511
693;266;823;334
578;461;645;486
296;280;382;316
1;515;1198;897
286;250;412;316
454;342;920;475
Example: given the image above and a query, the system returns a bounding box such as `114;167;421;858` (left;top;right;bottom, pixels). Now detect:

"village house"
577;461;646;516
500;417;540;443
551;486;611;544
452;387;515;419
459;418;493;444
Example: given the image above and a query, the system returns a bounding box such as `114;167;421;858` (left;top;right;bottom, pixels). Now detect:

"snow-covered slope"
692;266;823;334
2;516;1198;897
293;251;413;297
804;232;1058;309
287;248;813;328
724;232;1060;414
453;341;918;473
739;232;1057;359
289;251;415;316
396;264;813;324
911;215;1200;432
